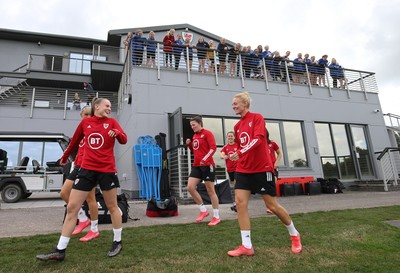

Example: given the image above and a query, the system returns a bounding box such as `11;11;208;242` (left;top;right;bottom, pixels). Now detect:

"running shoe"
36;248;65;261
230;205;237;212
107;241;123;257
291;233;302;253
266;209;274;214
227;245;254;257
207;217;221;226
79;230;100;242
72;219;90;235
195;211;209;222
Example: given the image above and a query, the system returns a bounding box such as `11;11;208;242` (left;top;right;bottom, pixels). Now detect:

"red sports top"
234;111;273;173
268;141;279;164
61;116;127;173
221;143;238;172
187;128;216;167
73;138;85;167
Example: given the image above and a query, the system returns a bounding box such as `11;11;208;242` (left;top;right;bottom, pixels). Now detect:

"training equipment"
146;196;178;217
134;135;162;201
82;191;129;224
197;179;233;204
227;245;255;257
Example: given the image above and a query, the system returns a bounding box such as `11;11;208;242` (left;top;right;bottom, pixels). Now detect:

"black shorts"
147;50;155;58
67;165;80;181
72;168;120;192
228;171;236;182
235;171;276;196
189;166;215;182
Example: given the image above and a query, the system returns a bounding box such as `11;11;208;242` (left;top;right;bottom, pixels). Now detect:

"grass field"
0;206;399;273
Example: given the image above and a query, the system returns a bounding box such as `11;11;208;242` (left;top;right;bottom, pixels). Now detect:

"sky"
1;0;399;115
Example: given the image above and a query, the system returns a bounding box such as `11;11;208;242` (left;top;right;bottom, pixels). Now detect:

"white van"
0;132;72;203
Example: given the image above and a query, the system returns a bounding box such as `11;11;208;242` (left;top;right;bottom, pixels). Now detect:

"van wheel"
1;184;22;203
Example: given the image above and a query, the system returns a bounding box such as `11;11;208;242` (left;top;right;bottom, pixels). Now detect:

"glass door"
350;125;375;179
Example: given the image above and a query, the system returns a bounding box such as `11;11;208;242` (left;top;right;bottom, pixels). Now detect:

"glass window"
223;118;239;136
283;121;307;167
266;121;284;166
69;53;106;74
351;126;374;177
203;117;223;146
21;142;43;167
0;141;19;167
332;124;356;179
43;142;64;167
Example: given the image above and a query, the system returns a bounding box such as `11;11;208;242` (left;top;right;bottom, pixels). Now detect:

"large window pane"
223;118;239;137
332;124;356;179
203;117;223;146
283;122;307;167
266;122;284;166
43;142;64;167
0;141;19;167
351;126;374;177
315;123;334;156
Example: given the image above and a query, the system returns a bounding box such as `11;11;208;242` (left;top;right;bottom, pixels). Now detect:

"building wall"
114;67;390;195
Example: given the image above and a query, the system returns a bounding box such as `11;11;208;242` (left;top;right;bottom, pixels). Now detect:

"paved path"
0;191;399;238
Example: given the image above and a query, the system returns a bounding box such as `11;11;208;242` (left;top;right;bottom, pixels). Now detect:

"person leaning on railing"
132;29;146;66
163;29;175;68
173;33;184;70
206;40;215;74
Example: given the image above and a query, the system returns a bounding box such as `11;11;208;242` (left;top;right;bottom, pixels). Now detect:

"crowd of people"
124;29;345;88
35;90;302;262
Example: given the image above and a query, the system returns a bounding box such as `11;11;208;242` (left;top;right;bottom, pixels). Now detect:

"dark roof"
0;28;107;48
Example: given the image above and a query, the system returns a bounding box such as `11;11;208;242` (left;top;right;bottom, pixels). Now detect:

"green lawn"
1;206;400;273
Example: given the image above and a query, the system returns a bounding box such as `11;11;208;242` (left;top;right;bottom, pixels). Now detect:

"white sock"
77;208;88;222
213;209;220;219
91;220;98;232
113;228;122;242
57;236;70;251
199;204;207;213
285;221;299;236
241;230;252;248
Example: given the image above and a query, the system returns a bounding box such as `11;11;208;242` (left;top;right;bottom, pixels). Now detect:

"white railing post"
214;50;219;86
284;61;292;93
305;64;313;95
262;57;269;91
239;54;244;88
64;90;68;120
30;87;35;118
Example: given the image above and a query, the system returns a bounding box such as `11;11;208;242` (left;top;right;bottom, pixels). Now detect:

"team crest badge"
103;123;109;129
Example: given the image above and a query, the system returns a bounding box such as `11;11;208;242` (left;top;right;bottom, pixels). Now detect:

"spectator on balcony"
173;33;184;70
242;45;253;78
163;29;175;68
83;82;95;105
317;54;329;86
196;37;209;73
228;43;241;77
146;31;156;68
303;53;311;84
184;37;194;70
271;51;283;81
132;30;146;66
72;93;81;110
309;55;319;85
293;53;304;84
250;47;262;78
262;45;273;80
217;38;228;75
123;32;133;50
206;40;215;74
329;58;344;88
281;51;293;82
